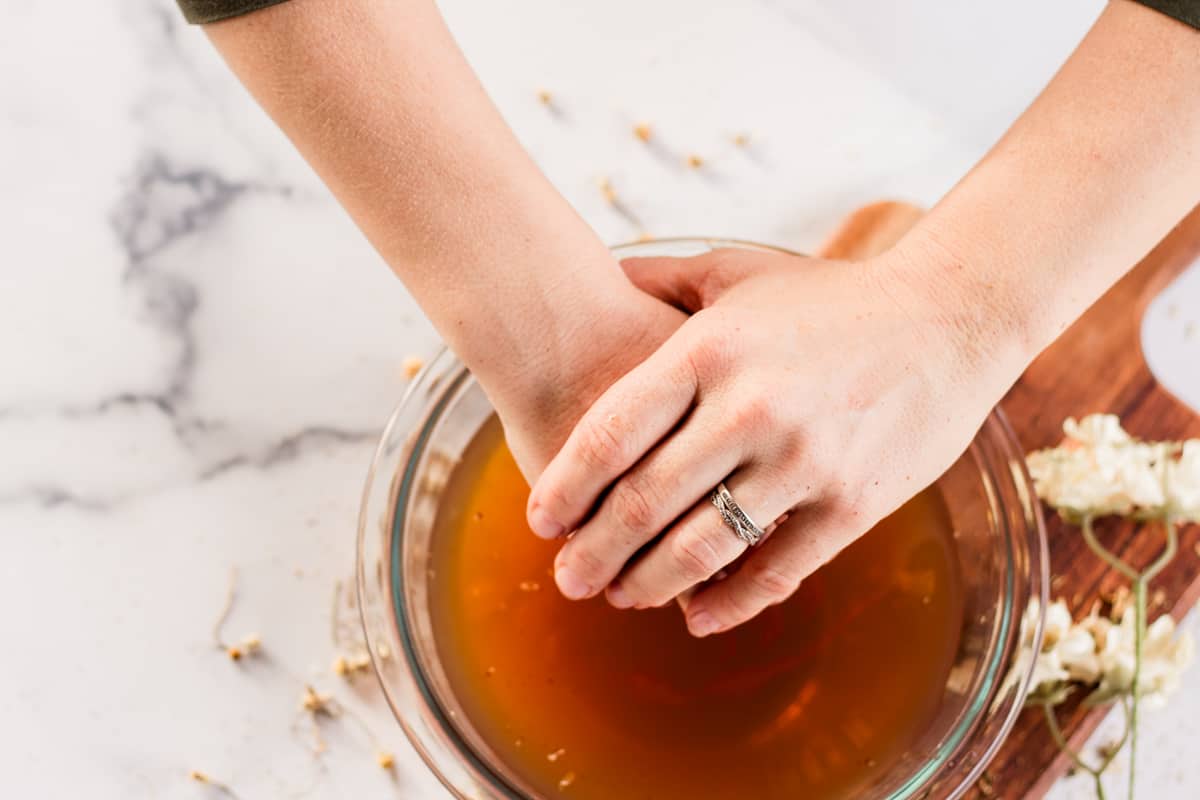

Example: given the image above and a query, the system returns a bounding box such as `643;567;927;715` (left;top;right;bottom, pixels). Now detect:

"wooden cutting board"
817;201;1200;799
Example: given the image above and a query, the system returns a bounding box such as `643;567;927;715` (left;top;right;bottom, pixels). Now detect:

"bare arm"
204;0;682;473
910;0;1200;372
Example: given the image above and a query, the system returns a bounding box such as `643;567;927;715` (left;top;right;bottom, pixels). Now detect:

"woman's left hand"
526;245;1024;636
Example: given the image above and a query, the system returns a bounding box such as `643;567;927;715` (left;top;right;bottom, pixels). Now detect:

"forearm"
900;0;1200;379
205;0;650;393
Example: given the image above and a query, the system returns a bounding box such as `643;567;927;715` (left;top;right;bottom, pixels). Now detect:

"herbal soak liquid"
429;418;964;799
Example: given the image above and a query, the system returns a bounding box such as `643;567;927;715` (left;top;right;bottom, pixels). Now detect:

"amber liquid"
429;419;963;800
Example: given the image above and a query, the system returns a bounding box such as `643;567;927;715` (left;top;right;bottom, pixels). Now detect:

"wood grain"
818;201;1200;799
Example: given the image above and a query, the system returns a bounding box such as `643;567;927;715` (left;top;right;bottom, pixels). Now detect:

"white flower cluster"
1011;599;1194;709
1026;414;1200;522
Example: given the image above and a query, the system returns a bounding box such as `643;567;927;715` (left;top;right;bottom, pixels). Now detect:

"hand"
480;275;686;481
526;246;1021;635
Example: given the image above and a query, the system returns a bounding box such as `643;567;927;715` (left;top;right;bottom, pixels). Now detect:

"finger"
526;334;698;540
620;250;755;312
606;464;797;610
683;503;850;636
552;408;745;599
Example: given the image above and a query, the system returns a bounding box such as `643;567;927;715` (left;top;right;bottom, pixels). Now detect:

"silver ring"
710;481;766;546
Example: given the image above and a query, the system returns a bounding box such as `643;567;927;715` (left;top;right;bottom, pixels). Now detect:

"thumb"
620;250;754;312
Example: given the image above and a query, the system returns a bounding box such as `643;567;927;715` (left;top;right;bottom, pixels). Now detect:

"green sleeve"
177;0;1200;29
175;0;291;24
1134;0;1200;29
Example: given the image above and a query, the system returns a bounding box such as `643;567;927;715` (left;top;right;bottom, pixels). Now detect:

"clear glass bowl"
358;239;1049;800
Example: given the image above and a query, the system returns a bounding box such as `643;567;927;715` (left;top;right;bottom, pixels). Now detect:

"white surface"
1;0;1198;797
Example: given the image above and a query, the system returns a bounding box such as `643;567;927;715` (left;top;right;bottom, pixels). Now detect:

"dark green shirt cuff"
1134;0;1200;29
176;0;291;24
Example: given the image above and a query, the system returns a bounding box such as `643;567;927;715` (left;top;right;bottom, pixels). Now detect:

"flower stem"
1098;695;1132;773
1143;519;1178;583
1081;516;1139;581
1127;520;1176;800
1041;701;1099;779
1127;577;1146;800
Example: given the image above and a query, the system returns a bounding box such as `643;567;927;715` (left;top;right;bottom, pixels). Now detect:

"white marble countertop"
2;0;1198;797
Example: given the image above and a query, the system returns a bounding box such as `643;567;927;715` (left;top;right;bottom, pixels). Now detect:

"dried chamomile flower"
1088;607;1195;708
188;771;238;798
597;177;617;205
402;355;424;379
1026;414;1200;522
999;596;1194;709
301;685;336;716
333;653;371;680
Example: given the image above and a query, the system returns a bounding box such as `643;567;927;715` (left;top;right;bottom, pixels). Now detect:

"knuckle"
535;479;574;519
616;576;657;608
684;327;730;380
716;582;760;625
563;542;608;583
575;414;627;472
695;264;732;305
729;394;775;434
745;559;799;602
609;477;658;536
669;529;727;582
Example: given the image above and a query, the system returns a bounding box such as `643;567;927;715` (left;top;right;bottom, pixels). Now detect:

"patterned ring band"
710;481;767;547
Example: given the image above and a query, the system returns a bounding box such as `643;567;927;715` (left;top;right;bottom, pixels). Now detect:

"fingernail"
688;611;720;637
555;565;591;600
528;504;564;540
607;583;634;609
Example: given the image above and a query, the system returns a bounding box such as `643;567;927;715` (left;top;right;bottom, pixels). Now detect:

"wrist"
450;259;683;416
876;230;1038;394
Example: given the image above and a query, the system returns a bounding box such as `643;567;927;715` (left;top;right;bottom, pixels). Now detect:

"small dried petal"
226;646;243;661
633;123;652;142
301;685;334;715
597;177;617;205
547;747;566;762
377;752;395;770
189;770;211;783
732;132;750;147
685;154;704;169
332;656;349;676
402;356;424;379
240;634;261;654
537;89;553;105
558;771;577;791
